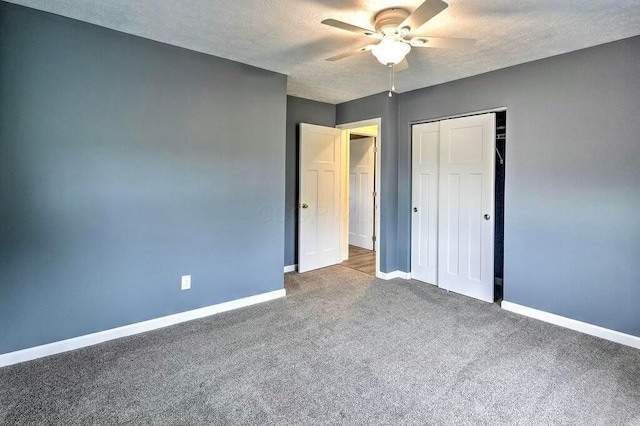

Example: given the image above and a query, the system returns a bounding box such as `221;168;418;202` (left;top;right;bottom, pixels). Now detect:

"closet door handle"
413;207;418;213
484;214;491;220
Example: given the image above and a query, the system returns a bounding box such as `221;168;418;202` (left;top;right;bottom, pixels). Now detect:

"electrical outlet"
181;275;191;290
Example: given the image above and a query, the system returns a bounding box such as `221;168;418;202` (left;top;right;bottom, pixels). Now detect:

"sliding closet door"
438;113;495;302
411;122;440;284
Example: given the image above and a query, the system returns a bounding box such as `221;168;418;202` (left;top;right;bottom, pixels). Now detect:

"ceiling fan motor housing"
374;8;410;35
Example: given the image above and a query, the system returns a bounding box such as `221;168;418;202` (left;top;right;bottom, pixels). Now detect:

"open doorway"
342;127;377;276
296;119;381;277
336;120;381;277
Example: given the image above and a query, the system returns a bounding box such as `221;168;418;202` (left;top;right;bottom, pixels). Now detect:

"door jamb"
337;118;382;279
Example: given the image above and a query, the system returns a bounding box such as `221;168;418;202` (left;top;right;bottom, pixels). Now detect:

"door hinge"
372;146;378;153
372;236;377;243
372;191;377;197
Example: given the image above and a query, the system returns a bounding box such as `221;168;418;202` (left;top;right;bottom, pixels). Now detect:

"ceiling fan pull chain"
392;64;396;92
388;64;393;97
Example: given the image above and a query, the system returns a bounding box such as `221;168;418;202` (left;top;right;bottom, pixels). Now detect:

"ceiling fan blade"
399;0;448;32
395;58;409;72
321;19;381;39
326;45;375;61
409;36;476;49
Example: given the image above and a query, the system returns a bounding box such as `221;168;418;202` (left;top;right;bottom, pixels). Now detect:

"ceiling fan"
322;0;475;72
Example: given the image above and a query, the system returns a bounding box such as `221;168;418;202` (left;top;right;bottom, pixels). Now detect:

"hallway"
341;245;375;276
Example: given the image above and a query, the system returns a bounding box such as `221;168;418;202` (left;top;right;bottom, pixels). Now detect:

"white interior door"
298;123;343;273
438;113;495;302
349;137;375;250
411;122;440;284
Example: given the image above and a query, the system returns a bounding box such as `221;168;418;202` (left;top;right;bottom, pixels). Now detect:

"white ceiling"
7;0;640;104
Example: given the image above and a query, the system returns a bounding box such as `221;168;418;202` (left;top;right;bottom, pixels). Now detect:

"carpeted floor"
1;265;639;425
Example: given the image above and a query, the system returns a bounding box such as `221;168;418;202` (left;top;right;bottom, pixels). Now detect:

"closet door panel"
438;113;495;302
411;122;440;285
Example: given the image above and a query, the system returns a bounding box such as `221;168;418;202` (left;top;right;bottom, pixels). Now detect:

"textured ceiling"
7;0;640;103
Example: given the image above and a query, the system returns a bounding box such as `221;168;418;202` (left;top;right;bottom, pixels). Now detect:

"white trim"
502;301;640;350
378;270;411;280
0;289;287;368
337;118;383;279
284;264;297;273
378;271;396;280
397;271;411;280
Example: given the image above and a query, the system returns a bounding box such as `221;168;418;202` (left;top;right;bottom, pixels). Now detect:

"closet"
411;112;498;303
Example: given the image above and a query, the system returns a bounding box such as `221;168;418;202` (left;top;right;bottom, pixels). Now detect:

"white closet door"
411;122;440;284
349;137;375;250
298;123;343;273
438;113;495;302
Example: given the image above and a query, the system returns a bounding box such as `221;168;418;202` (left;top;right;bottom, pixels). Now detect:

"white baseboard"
284;264;297;273
378;270;411;280
501;301;640;350
0;289;287;368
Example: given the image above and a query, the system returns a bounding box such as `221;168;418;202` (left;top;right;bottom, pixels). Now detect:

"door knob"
484;214;490;220
413;207;418;213
301;204;309;209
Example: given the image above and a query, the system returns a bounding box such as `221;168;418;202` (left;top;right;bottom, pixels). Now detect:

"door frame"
409;106;506;288
337;118;382;279
410;107;507;127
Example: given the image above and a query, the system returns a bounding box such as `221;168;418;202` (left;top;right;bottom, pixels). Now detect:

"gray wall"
0;2;287;354
397;36;640;337
285;96;335;267
337;92;399;273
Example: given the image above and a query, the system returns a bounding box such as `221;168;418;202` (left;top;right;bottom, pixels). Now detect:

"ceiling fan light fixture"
371;37;411;65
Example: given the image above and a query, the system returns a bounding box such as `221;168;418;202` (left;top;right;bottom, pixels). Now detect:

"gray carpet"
1;265;639;425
